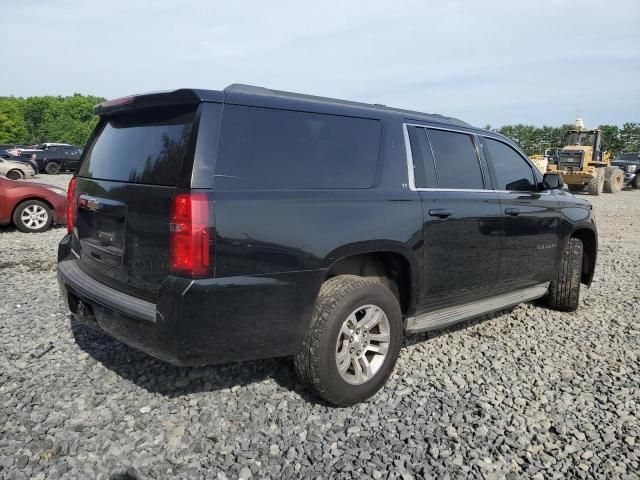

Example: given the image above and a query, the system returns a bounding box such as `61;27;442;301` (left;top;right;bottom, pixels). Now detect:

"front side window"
427;129;484;189
483;138;536;192
216;106;381;189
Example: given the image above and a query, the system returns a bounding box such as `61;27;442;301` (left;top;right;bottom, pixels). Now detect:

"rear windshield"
215;105;381;189
79;107;195;186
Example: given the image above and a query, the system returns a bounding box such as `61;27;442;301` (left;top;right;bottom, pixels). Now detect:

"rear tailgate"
71;104;199;302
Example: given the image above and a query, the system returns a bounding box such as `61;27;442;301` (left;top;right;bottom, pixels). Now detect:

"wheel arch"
6;168;25;179
323;243;419;316
571;227;597;286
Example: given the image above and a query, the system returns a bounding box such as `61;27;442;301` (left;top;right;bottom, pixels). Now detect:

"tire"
546;237;583;312
6;169;23;180
44;162;61;175
12;200;53;233
632;173;640;189
294;275;403;406
567;184;584;193
587;168;604;196
603;167;624;193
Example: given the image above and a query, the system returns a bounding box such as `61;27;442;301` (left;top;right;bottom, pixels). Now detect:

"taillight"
170;192;211;276
67;177;77;234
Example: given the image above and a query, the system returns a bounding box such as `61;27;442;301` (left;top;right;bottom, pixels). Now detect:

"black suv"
57;85;598;405
33;144;83;174
611;152;640;189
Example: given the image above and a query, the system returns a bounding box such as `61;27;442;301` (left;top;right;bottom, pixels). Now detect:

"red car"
0;177;67;232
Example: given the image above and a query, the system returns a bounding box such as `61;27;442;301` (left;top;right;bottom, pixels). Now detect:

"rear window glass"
427;129;484;189
79;107;194;186
215;105;381;189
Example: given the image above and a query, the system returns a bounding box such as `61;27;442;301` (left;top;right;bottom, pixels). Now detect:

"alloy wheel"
335;304;391;385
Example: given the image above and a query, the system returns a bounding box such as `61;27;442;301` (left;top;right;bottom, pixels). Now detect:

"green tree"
0;94;104;146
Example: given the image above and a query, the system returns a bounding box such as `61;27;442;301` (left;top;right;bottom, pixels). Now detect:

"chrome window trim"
403;122;552;195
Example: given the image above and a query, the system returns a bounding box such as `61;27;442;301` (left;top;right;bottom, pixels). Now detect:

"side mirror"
543;173;564;190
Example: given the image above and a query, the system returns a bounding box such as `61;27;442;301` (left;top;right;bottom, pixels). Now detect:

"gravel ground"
1;175;638;479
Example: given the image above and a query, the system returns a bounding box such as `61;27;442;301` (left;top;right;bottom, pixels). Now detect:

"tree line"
486;123;640;156
0;94;638;155
0;94;104;146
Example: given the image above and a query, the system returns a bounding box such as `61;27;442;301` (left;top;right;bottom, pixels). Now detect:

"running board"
405;283;549;334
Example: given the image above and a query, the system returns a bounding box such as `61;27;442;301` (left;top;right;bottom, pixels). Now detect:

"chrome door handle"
504;208;520;216
428;209;453;218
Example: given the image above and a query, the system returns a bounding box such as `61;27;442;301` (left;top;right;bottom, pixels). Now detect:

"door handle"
428;209;453;218
504;208;520;216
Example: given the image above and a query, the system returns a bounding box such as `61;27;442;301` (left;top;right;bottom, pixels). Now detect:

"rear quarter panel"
210;116;423;356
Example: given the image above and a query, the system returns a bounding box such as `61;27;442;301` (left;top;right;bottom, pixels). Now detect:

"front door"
480;136;561;292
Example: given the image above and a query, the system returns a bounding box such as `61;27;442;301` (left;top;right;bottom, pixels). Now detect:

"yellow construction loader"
547;117;624;195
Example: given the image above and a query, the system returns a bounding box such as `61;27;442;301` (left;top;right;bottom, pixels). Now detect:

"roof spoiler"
94;88;224;116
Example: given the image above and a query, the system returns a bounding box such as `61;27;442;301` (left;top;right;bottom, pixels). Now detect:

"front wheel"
294;275;403;406
546;237;583;312
13;200;53;233
44;162;61;175
632;174;640;189
6;169;23;180
587;169;604;195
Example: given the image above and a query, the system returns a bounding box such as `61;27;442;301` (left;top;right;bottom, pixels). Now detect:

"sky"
2;0;639;127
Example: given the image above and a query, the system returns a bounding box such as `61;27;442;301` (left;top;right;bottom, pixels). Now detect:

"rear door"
406;125;502;312
71;103;212;302
480;136;561;292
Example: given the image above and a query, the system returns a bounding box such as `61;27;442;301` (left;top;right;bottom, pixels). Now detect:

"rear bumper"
57;235;322;366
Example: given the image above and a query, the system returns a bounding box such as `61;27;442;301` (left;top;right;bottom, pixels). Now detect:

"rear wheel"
13;200;53;233
6;169;23;180
567;184;584;192
294;275;403;406
546;237;583;312
587;168;604;195
44;162;61;175
603;167;624;193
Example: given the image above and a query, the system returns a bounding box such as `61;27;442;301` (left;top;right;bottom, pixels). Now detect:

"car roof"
222;84;473;128
97;84;473;129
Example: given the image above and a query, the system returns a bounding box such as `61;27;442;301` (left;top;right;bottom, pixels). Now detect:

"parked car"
0;144;30;151
0;149;39;172
611;152;640;189
0;157;36;180
31;144;84;174
58;85;598;406
0;176;67;232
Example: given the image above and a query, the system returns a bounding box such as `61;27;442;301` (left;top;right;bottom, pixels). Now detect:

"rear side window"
215;105;381;189
483;138;536;191
79;107;195;186
407;126;437;188
427;129;483;189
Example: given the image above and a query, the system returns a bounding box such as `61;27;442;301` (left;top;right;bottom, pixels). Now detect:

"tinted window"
427;129;483;189
484;138;536;191
79;107;194;186
407;126;437;188
216;106;380;189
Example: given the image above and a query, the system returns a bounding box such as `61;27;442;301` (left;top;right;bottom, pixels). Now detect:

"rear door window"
79;107;195;186
215;105;381;189
483;137;537;191
407;126;437;188
427;129;484;189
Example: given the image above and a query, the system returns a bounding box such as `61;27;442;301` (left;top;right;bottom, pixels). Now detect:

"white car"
0;158;36;180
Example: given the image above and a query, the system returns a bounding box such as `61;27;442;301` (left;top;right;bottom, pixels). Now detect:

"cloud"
2;0;638;126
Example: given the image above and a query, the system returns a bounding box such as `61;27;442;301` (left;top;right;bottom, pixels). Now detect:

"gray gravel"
1;175;639;479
